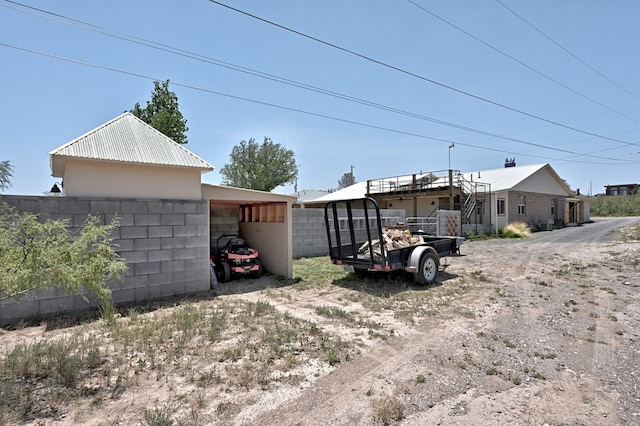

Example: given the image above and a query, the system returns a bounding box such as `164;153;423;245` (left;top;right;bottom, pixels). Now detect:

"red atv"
211;234;263;283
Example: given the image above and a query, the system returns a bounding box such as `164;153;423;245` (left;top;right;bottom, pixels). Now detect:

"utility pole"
448;144;455;210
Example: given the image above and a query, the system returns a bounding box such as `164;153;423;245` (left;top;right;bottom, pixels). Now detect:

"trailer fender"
407;246;440;285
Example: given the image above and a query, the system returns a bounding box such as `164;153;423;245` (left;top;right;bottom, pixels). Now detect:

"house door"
564;201;576;224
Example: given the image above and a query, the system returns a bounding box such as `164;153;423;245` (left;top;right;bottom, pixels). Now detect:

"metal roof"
304;163;572;204
462;163;555;192
303;181;369;203
50;113;214;176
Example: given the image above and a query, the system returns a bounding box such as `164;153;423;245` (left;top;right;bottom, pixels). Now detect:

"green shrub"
590;194;640;216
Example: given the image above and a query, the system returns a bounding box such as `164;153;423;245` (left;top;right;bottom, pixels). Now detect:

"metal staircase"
457;174;489;220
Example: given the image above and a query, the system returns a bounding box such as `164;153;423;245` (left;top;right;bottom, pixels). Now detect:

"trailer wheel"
415;252;439;285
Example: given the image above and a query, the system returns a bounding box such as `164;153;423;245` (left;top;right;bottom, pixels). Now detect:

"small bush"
373;395;405;424
502;222;531;238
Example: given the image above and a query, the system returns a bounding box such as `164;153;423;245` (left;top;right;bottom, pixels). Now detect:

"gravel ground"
2;217;639;425
254;217;640;425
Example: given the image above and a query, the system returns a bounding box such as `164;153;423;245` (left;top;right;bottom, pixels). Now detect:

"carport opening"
209;201;288;277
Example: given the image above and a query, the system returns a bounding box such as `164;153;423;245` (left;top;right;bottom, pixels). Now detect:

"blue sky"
1;0;639;197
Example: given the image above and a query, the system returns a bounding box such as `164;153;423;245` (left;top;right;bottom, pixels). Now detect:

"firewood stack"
358;224;424;259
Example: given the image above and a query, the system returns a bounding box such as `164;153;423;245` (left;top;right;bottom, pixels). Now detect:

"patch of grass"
533;351;556;359
292;256;347;287
315;305;351;319
486;367;500;376
501;222;532;238
470;270;489;282
372;395;405;424
503;339;516;349
141;404;176;426
416;374;426;384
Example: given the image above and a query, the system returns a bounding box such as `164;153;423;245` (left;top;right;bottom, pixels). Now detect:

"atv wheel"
217;262;231;283
252;259;263;278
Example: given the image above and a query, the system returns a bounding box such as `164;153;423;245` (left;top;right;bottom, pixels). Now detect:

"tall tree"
131;80;189;144
220;137;298;191
0;160;13;192
337;171;356;189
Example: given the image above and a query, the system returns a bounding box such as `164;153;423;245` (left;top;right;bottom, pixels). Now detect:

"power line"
6;1;639;155
405;0;640;124
495;0;640;102
1;42;636;166
206;0;639;147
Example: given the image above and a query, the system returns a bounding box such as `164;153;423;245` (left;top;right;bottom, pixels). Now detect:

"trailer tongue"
324;197;463;284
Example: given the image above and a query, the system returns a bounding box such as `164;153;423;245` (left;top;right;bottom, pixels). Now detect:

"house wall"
513;168;572;196
62;159;203;200
0;195;210;325
498;190;567;229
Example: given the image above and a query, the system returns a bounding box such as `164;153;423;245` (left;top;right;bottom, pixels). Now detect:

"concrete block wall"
0;195;210;324
292;208;406;259
209;207;239;251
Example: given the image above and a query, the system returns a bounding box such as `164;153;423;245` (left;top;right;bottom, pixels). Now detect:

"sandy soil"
2;217;640;425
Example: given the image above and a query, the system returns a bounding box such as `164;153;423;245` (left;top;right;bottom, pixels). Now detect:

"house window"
551;205;555;216
619;187;627;195
497;198;505;215
610;187;618;196
517;195;526;215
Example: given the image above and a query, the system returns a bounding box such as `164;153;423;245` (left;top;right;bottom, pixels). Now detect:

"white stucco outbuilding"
49;112;294;279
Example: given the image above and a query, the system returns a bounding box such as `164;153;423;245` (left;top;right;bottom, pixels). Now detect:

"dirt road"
253;217;640;425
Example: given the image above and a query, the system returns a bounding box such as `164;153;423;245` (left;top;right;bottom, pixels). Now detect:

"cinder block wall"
0;195;210;324
209;207;239;251
292;208;406;259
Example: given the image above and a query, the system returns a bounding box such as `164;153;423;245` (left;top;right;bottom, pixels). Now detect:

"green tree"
0;204;127;320
131;80;189;144
337;171;356;189
220;137;299;191
0;160;13;192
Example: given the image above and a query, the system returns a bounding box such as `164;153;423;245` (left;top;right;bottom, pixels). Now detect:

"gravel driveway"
255;217;640;425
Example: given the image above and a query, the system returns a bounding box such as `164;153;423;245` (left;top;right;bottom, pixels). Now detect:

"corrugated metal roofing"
304;181;369;203
304;163;571;203
49;113;214;171
461;163;549;192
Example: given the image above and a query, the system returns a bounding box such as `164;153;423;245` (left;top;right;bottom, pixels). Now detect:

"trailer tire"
415;252;439;285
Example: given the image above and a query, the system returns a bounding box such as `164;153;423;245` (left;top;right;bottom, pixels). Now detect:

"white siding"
512;168;570;196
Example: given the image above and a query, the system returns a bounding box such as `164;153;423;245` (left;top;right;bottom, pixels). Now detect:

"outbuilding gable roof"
50;113;214;177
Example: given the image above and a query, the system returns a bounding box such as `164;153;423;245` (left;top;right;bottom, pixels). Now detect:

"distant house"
303;162;589;234
289;189;330;208
605;184;639;196
461;163;588;232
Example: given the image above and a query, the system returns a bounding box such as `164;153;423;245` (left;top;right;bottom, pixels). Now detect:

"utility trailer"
324;197;463;284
